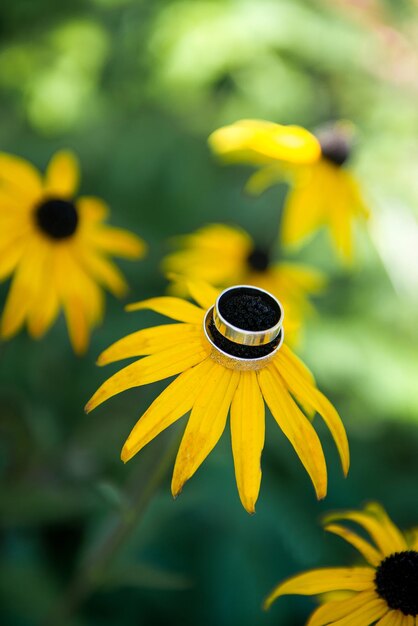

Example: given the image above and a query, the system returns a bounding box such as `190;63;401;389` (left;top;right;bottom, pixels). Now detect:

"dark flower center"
218;292;278;332
35;198;78;240
375;550;418;616
318;132;351;167
247;247;270;272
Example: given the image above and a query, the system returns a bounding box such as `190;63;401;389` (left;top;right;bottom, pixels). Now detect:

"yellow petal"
180;276;219;310
274;352;350;476
44;150;80;198
310;387;350;476
324;523;383;566
230;371;265;513
162;223;250;288
307;590;379;626
400;617;415;626
0;152;42;202
54;247;104;354
1;236;49;338
164;249;243;287
121;357;214;462
126;296;204;324
363;503;408;553
258;364;327;500
27;277;60;339
80;250;128;297
328;191;354;263
344;170;370;218
280;344;316;386
410;527;418;551
26;245;60;339
0;238;27;281
97;323;202;365
329;596;388;626
323;504;407;557
276;263;327;295
62;294;90;355
171;363;240;497
86;339;210;412
244;165;286;195
264;567;375;609
165;272;219;310
169;223;251;255
209;119;320;165
281;163;327;247
86;225;147;259
376;611;405;626
77;196;109;223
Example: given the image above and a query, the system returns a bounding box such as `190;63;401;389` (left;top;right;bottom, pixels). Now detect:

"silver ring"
203;306;284;372
213;285;284;346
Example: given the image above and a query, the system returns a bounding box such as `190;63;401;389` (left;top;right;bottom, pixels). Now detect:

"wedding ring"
203;285;285;371
213;285;283;346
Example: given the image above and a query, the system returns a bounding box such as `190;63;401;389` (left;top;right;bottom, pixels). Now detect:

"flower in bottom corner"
85;279;349;513
0;150;146;354
209;119;369;263
162;222;326;345
264;502;418;625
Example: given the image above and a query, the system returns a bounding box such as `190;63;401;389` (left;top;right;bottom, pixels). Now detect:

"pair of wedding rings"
204;285;285;371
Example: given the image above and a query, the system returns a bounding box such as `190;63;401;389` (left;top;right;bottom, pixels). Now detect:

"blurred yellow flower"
265;502;418;625
209;119;369;263
0;150;146;354
86;279;348;513
162;223;326;345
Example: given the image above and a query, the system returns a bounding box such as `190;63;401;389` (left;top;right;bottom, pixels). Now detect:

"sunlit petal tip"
316;486;327;501
262;589;280;611
246;503;256;515
120;444;134;464
72;340;89;357
131;237;147;259
96;353;108;367
171;482;183;499
84;399;94;414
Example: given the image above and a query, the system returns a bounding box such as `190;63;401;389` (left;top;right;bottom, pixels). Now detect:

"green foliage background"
1;1;418;624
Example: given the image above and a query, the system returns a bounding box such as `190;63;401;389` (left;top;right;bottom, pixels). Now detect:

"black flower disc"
246;247;271;273
35;198;78;240
318;131;351;167
375;550;418;616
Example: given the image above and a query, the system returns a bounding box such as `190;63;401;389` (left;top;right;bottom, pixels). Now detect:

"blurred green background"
1;0;418;624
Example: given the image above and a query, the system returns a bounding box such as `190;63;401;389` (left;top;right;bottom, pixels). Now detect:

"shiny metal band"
213;285;284;346
204;306;284;372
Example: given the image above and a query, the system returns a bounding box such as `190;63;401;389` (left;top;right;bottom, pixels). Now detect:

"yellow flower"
0;150;146;354
265;503;418;625
86;279;348;513
209;119;369;263
163;223;326;345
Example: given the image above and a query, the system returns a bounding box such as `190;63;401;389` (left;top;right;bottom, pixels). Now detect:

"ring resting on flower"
86;279;349;513
205;285;284;370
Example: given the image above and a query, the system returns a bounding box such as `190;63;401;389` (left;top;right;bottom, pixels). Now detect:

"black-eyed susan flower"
0;150;146;354
265;502;418;625
209;119;369;263
86;280;348;513
162;223;326;345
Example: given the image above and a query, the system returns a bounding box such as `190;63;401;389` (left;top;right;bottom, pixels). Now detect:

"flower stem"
43;435;177;625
